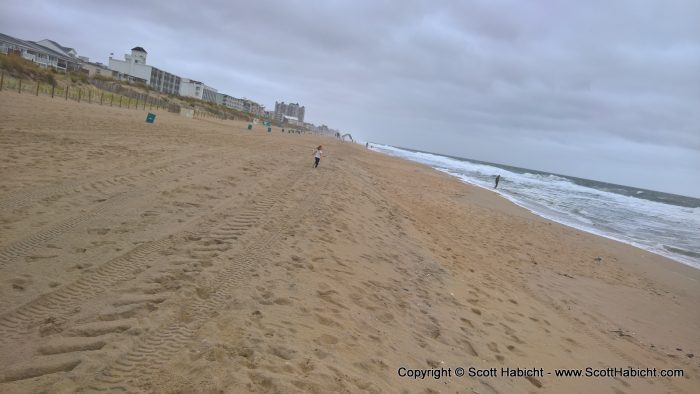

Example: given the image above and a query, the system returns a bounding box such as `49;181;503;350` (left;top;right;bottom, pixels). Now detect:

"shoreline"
364;143;700;292
370;144;700;270
368;143;700;292
1;92;698;393
445;167;700;270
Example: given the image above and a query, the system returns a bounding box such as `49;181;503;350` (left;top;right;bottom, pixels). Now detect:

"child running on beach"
313;145;325;168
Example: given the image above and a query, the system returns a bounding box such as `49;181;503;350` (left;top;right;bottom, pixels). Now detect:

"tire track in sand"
0;162;297;347
0;150;220;214
0;149;232;270
0;163;315;387
83;169;329;392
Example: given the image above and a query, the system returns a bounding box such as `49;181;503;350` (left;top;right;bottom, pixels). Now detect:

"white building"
34;39;77;59
108;47;150;81
180;79;218;102
108;47;181;94
242;99;265;117
216;93;245;111
228;97;246;112
0;33;81;71
215;92;225;106
211;92;265;115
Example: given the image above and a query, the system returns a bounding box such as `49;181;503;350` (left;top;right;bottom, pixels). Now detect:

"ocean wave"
371;144;700;269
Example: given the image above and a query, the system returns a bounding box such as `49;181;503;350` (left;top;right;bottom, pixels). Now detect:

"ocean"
369;144;700;269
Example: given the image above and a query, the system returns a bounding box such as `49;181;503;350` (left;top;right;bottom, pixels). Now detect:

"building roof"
0;33;79;63
39;39;76;54
131;46;147;53
85;61;110;69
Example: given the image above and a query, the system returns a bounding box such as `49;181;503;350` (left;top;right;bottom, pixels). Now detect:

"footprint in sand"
25;254;58;262
87;228;110;235
458;338;479;356
460;317;474;328
11;276;32;291
377;312;395;324
298;358;316;373
273;297;292;305
270;346;295;360
316;334;339;345
315;314;340;327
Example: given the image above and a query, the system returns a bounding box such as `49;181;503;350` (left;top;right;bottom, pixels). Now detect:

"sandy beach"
0;91;698;393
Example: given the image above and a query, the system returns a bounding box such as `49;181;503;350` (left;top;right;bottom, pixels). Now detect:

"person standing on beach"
494;175;501;189
313;145;324;168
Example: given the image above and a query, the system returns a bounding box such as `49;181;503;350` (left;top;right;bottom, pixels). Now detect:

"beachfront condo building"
216;93;244;111
215;93;245;111
0;32;82;71
180;79;218;103
246;101;265;117
214;93;266;116
274;101;305;123
108;47;182;95
34;39;78;59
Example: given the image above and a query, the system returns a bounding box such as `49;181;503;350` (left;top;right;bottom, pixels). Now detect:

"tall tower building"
274;101;306;123
130;46;147;64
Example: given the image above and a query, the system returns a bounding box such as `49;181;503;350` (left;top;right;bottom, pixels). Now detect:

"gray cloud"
2;0;699;196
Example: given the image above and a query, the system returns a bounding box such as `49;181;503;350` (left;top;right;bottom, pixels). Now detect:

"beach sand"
0;91;698;393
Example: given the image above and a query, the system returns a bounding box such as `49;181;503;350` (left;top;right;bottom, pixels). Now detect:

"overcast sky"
2;0;699;197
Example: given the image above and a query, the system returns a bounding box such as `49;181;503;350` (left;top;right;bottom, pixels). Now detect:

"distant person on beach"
494;175;501;189
313;145;324;168
366;142;369;148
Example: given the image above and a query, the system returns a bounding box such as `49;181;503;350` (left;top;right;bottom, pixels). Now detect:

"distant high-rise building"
274;101;305;123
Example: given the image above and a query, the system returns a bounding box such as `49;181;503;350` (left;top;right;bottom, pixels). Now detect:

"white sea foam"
371;144;700;269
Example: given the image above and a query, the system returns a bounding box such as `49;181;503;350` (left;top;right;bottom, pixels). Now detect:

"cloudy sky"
2;0;699;197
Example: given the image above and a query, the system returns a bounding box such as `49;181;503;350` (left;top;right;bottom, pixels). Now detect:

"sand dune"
0;91;698;393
